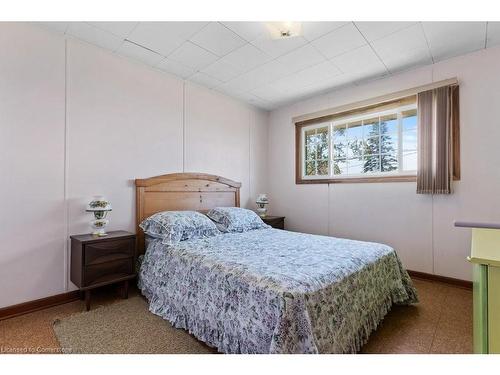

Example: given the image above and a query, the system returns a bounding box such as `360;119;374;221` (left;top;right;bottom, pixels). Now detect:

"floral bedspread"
138;228;418;354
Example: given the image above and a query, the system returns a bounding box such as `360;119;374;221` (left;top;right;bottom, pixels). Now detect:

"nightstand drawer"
84;238;134;265
84;258;134;287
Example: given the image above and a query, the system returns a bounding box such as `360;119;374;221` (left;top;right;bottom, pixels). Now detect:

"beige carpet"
52;296;216;354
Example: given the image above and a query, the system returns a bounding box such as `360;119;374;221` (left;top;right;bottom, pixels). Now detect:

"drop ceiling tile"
200;59;246;82
244;95;274;110
311;23;367;59
271;61;341;92
248;98;275;110
487;22;500;48
313;72;357;90
218;69;268;92
127;22;207;56
189;72;223;89
218;87;274;110
218;73;268;93
67;22;124;51
354;22;416;41
422;22;487;62
251;34;308;58
168;41;219;71
37;22;69;34
301;22;349;41
221;43;272;72
215;60;293;93
87;22;138;38
371;23;432;73
276;43;327;73
214;85;247;100
352;70;389;86
190;22;247;56
251;85;287;102
285;72;356;99
250;60;297;83
220;22;268;42
156;58;195;78
331;45;387;75
116;40;164;66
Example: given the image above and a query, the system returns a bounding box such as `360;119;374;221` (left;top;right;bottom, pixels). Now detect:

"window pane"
403;151;417;171
333;143;346;159
317;160;329;175
333;124;347;159
333;124;346;138
347;158;364;174
347;139;363;158
305;130;316;160
333;159;346;175
403;130;417;151
305;161;315;176
381;132;398;154
346;120;363;139
305;143;316;160
363;154;380;173
363;117;379;137
402;109;417;131
305;126;329;161
381;153;398;172
364;136;380;155
316;127;329;159
380;114;398;134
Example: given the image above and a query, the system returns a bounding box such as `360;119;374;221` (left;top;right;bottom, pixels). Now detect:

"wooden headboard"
135;172;241;255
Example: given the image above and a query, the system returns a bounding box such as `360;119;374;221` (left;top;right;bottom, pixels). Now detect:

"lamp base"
256;207;268;218
92;229;108;237
90;218;109;237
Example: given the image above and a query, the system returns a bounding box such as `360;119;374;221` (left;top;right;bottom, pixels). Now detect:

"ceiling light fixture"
266;22;302;39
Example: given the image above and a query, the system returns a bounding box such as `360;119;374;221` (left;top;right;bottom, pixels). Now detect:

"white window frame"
301;104;418;181
301;122;331;180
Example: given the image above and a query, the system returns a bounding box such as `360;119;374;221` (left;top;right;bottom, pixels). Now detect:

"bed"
135;173;418;354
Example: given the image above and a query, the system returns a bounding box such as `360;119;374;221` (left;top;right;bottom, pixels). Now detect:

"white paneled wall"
0;23;268;307
249;109;269;207
66;40;184;237
0;23;66;306
184;82;251;204
268;46;500;282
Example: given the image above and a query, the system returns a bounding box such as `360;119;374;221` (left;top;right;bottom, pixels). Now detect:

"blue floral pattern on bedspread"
138;228;418;354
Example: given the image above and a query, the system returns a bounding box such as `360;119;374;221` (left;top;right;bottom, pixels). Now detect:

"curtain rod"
292;77;458;124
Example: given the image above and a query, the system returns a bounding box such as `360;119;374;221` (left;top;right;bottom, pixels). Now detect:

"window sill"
296;175;417;184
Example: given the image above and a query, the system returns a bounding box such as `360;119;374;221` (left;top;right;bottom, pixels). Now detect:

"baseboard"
408;270;472;290
0;290;80;321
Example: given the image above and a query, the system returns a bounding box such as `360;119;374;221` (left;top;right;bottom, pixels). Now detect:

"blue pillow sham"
207;207;270;233
140;210;219;244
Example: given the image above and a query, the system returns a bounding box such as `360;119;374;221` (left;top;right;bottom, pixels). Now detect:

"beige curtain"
417;85;459;194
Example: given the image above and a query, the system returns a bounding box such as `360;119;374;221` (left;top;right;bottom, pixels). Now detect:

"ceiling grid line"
352;21;390;74
485;22;489;49
419;22;435;64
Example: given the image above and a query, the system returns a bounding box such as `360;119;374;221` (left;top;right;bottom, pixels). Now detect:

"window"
296;99;418;183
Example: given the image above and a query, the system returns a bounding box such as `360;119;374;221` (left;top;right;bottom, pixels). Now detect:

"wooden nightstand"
70;231;136;311
262;216;285;230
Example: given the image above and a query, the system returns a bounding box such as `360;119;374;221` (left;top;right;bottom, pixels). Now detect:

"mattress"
138;228;418;353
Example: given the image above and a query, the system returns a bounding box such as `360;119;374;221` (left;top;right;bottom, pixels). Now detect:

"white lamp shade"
86;196;112;212
256;194;268;203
